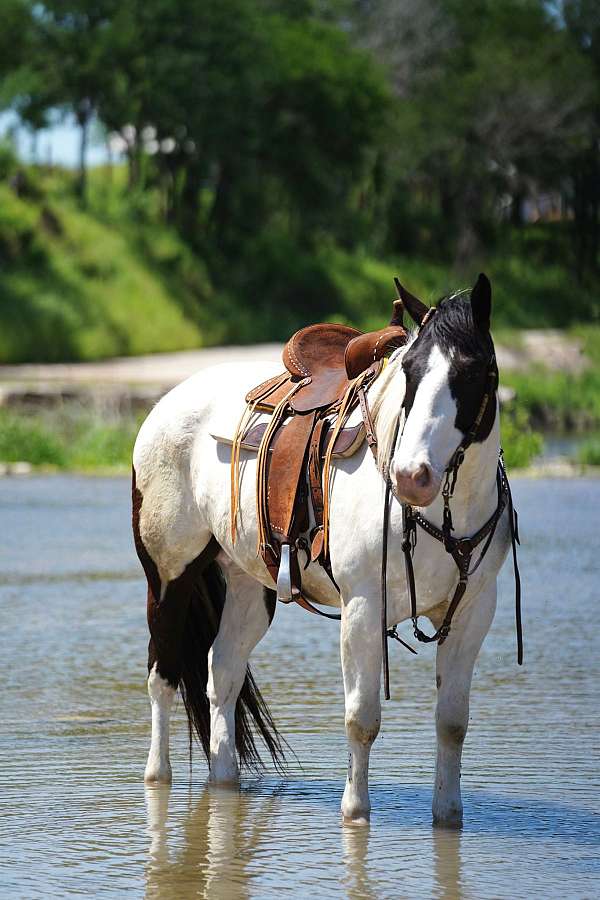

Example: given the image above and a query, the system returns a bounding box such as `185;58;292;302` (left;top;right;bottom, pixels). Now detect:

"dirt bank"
0;331;586;412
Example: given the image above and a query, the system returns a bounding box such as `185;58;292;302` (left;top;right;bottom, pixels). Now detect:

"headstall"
380;307;522;699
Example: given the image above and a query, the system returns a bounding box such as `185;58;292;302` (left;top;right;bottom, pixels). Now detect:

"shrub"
0;410;67;466
500;405;543;469
577;439;600;466
68;421;138;469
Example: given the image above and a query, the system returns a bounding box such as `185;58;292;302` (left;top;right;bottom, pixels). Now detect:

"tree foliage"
1;0;599;293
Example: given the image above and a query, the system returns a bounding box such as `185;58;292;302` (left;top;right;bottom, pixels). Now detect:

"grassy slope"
1;166;599;365
0;169;209;362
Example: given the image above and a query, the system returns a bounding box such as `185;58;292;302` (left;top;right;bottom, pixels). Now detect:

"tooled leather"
245;373;290;405
244;311;408;617
344;325;407;379
266;412;316;540
283;323;361;378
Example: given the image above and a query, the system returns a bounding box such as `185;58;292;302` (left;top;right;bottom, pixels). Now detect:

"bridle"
380;307;522;699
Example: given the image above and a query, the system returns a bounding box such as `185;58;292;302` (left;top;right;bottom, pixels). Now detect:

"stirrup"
276;543;293;602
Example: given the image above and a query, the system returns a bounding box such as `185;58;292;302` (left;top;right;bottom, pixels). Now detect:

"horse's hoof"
432;811;463;829
342;813;370;827
144;762;172;784
208;769;240;786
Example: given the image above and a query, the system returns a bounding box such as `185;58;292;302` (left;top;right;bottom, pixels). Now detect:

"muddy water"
0;475;598;898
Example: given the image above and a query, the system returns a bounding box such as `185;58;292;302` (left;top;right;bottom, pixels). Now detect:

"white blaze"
393;344;462;482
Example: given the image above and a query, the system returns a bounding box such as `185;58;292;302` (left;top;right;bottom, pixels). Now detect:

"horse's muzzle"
391;460;440;507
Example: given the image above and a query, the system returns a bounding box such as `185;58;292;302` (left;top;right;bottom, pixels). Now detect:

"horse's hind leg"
432;584;496;827
144;586;186;785
340;589;382;824
207;556;275;783
143;539;218;783
146;636;176;784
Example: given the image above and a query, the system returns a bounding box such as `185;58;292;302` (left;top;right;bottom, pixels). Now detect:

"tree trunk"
76;104;91;206
454;180;483;269
510;192;525;226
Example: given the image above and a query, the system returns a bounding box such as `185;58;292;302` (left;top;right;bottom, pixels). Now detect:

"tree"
17;2;118;204
561;1;600;276
354;0;593;265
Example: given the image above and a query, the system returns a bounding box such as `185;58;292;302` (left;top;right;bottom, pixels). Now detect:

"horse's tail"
180;560;286;773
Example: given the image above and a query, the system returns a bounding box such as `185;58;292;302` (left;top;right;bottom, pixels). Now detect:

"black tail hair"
179;559;286;773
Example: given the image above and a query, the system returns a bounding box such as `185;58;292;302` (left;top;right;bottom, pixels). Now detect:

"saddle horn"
390;298;404;326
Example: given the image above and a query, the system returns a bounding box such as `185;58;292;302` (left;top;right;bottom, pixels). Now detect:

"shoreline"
2;461;599;479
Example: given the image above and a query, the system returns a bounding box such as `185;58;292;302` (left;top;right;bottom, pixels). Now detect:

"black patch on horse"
401;294;497;442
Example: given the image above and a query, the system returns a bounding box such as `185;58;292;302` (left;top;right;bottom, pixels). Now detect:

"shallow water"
0;475;598;899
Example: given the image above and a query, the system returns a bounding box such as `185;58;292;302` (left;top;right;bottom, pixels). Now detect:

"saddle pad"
210;418;366;459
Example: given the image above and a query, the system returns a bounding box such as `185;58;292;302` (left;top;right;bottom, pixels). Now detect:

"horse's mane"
370;337;414;474
424;290;492;363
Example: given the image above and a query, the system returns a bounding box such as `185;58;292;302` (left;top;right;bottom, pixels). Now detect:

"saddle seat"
246;319;407;413
228;298;408;613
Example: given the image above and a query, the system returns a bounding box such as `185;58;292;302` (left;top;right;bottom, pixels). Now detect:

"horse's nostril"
412;463;431;488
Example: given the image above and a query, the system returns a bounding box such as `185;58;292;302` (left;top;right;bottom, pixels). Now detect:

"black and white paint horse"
132;273;512;827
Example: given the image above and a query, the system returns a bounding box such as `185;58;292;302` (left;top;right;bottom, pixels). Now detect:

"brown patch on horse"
132;467;160;603
132;466;219;683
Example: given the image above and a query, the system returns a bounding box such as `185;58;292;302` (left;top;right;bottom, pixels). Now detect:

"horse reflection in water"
144;784;464;899
145;784;265;900
133;273;515;827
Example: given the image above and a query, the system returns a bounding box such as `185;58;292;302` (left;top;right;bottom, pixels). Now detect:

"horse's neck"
425;405;501;536
370;353;407;474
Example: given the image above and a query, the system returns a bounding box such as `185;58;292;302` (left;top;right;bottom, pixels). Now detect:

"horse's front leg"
432;582;496;827
340;590;381;825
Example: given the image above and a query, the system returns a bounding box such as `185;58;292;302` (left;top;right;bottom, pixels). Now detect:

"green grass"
0;402;543;473
0;408;139;470
577;438;600;466
0;169;209;363
500;406;544;469
0;410;67;466
501;326;600;431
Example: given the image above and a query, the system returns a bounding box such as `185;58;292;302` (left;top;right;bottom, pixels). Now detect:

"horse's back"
131;359;282;578
133;359;281;479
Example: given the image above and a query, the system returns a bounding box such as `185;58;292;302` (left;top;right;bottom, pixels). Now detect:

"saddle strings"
230;373;290;544
254;380;309;555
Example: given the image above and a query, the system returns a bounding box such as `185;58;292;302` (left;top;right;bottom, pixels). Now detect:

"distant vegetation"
0;1;599;473
0;406;140;471
1;162;599;363
0;403;545;472
0;1;598;363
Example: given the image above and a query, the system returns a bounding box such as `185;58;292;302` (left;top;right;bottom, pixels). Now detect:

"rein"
379;312;523;700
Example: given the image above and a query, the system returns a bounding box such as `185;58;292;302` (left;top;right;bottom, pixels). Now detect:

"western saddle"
225;298;408;616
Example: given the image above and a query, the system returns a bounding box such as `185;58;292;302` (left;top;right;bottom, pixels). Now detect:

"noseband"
380;306;522;700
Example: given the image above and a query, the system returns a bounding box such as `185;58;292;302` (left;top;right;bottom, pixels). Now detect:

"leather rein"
379;311;523;699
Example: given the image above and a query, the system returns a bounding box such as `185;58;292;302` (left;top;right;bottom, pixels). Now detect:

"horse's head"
390;273;498;507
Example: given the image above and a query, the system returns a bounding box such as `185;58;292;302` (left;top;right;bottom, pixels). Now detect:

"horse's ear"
393;277;428;325
471;272;492;332
389;298;404;326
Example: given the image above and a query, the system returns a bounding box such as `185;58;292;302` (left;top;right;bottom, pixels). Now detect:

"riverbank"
0;333;597;474
0;329;591;417
2;460;598;479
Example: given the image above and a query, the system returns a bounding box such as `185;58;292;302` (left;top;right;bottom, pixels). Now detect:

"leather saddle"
227;298;407;614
